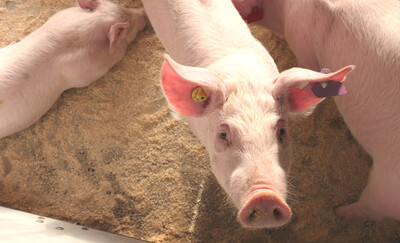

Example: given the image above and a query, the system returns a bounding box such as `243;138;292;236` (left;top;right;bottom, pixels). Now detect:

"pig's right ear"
272;66;354;113
161;55;225;117
108;22;129;49
78;0;99;11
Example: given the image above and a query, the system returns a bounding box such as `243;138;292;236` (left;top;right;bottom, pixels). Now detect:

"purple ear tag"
311;68;347;98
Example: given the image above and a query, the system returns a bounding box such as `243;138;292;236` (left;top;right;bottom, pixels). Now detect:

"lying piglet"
233;0;400;222
0;0;147;138
143;0;353;228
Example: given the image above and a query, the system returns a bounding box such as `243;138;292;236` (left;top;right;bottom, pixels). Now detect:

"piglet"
233;0;400;221
143;0;353;228
0;0;148;138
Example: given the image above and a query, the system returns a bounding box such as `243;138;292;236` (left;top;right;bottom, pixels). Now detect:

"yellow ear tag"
192;86;208;103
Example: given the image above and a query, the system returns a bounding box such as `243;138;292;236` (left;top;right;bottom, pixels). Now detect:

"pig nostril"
248;208;283;221
249;209;259;220
273;208;282;220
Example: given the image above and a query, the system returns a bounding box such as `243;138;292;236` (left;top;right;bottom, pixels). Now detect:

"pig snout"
238;187;291;228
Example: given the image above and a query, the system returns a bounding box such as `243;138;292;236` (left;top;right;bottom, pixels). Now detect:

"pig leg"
336;156;400;221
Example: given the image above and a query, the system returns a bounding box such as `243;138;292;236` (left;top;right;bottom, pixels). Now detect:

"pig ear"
232;0;264;23
78;0;99;11
108;22;129;49
272;66;354;113
161;55;224;117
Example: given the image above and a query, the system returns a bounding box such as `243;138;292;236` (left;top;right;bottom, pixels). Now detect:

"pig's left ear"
108;22;129;49
78;0;99;11
161;55;225;117
272;66;354;113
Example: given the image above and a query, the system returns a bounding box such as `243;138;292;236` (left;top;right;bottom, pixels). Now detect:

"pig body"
0;0;147;138
143;0;353;227
235;0;400;221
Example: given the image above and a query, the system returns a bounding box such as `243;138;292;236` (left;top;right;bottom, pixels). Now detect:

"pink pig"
143;0;353;228
0;0;148;138
233;0;400;221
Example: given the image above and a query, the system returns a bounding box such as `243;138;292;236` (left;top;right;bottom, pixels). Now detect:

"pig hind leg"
336;157;400;221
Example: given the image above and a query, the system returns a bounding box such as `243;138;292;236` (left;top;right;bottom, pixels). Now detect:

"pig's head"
76;0;148;52
161;53;353;228
46;0;148;87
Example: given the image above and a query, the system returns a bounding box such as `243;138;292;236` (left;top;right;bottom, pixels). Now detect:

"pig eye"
276;119;287;144
220;132;228;140
215;124;231;153
217;124;231;142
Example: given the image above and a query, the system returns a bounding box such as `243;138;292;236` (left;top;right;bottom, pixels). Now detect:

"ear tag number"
192;87;208;102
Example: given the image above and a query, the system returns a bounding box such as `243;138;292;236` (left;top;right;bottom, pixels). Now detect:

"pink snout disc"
238;189;291;228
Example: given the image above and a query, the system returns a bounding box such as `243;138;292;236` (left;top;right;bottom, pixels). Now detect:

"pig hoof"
335;202;384;221
238;189;291;228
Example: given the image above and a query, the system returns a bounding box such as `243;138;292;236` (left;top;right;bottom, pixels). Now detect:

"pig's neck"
144;0;267;68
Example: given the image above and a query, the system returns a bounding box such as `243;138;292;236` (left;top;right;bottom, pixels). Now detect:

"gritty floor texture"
1;0;400;242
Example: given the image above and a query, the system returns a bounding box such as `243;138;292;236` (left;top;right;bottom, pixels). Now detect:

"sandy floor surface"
1;0;399;242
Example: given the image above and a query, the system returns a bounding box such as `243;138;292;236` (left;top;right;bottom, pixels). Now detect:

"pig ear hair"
78;0;99;11
160;55;224;117
108;22;129;49
272;65;354;113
